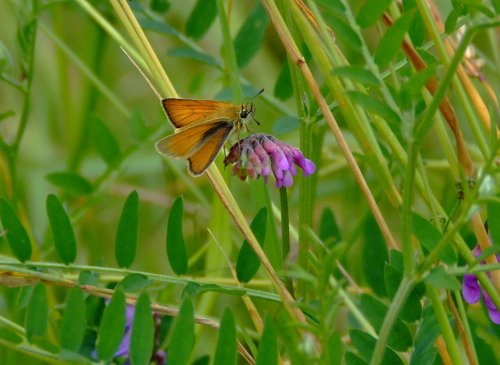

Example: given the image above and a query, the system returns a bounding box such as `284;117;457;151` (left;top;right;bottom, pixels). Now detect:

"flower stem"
279;187;290;260
279;187;293;295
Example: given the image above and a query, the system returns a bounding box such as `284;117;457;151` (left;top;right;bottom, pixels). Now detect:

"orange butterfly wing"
155;121;234;175
187;122;234;175
162;99;237;128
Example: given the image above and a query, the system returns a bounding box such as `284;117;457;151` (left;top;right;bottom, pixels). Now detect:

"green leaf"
487;199;500;245
60;286;86;352
444;7;461;34
357;0;393;28
0;198;32;262
18;285;34;309
425;267;461;290
214;309;237;365
234;3;269;67
150;0;170;13
363;217;387;296
115;191;139;268
166;196;188;275
493;0;500;13
169;298;195;365
256;317;278;365
168;47;220;68
345;352;368;365
410;309;439;365
347;91;401;127
403;0;424;47
130;292;154;365
25;283;48;343
360;294;413;351
90;116;122;168
46;172;93;196
186;0;217;39
399;65;436;108
471;323;498;365
96;289;126;362
330;16;362;51
140;18;178;36
412;213;456;264
327;332;343;365
0;327;22;344
236;207;268;282
0;40;13;72
46;194;77;265
350;329;403;365
319;207;342;247
332;66;379;86
118;273;150;293
374;11;416;68
274;61;292;100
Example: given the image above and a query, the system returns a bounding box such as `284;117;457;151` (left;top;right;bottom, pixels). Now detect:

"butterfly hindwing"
187;122;234;175
155;120;234;175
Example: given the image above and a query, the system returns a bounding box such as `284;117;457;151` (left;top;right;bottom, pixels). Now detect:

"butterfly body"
155;98;255;176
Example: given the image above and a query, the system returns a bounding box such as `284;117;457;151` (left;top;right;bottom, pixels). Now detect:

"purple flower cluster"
224;133;316;188
462;246;500;324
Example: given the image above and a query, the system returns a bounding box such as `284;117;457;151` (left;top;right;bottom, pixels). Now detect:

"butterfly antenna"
121;46;162;101
252;88;264;101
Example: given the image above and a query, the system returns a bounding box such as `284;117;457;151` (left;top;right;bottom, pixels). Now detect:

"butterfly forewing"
162;99;237;128
187;122;234;175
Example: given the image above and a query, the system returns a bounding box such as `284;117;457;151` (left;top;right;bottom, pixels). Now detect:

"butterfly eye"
240;109;248;119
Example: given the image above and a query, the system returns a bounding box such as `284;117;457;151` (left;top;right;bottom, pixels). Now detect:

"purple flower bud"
254;142;269;164
282;171;294;187
246;148;262;175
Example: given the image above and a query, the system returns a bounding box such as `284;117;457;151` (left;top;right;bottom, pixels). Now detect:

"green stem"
12;21;38;156
426;284;463;365
215;0;242;101
401;137;417;276
415;1;495;156
279;187;290;260
277;0;314;299
369;277;413;365
279;186;293;294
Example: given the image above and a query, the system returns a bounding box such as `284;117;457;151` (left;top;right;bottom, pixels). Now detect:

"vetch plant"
0;0;499;364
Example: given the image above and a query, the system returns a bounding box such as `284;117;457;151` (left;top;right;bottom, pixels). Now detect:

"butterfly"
155;91;262;176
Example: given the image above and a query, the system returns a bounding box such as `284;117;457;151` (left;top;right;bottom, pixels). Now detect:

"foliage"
0;0;500;364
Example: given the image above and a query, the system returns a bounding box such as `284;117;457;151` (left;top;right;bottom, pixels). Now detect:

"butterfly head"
239;102;255;122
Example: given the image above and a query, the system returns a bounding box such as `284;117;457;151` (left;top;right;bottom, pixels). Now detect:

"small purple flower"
224;133;316;188
462;245;500;324
114;305;136;357
98;302;167;364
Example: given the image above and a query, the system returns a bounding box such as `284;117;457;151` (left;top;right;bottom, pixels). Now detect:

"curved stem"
369;277;413;365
